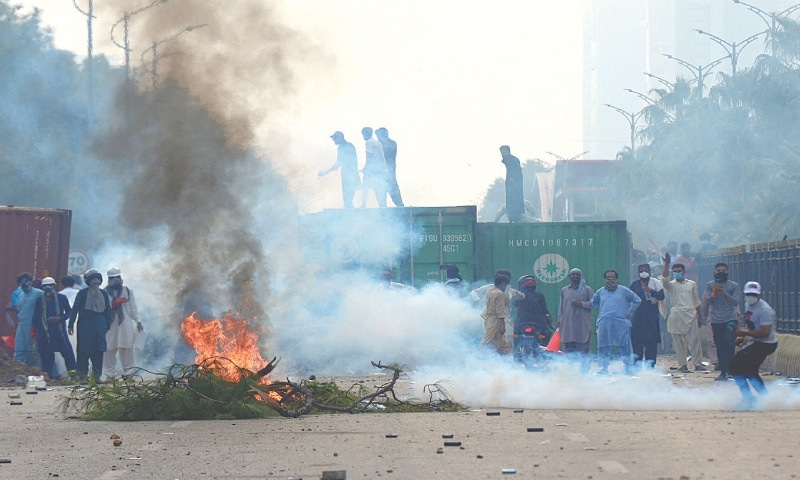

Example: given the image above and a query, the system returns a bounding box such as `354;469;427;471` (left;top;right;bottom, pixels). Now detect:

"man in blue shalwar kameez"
592;269;642;374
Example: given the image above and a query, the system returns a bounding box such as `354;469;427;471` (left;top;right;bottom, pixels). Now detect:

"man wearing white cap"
31;277;78;379
730;281;778;410
319;131;361;208
103;267;142;381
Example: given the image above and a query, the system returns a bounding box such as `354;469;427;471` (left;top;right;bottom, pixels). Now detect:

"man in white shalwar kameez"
103;267;143;381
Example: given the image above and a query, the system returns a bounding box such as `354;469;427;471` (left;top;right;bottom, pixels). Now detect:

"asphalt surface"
1;372;799;480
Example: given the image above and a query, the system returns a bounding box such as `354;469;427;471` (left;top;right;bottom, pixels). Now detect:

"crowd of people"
6;267;143;383
470;257;778;410
319;127;404;208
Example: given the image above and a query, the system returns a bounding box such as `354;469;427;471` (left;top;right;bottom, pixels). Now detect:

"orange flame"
181;311;269;383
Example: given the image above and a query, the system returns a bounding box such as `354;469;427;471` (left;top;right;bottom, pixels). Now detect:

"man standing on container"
68;269;113;382
701;262;741;381
730;281;778;410
13;272;43;366
592;270;641;374
661;255;706;373
360;127;388;208
375;127;404;207
319;131;361;208
499;145;524;223
103;267;143;381
557;268;594;371
480;273;512;355
629;264;665;368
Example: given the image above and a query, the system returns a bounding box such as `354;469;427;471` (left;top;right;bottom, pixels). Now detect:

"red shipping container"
1;206;72;354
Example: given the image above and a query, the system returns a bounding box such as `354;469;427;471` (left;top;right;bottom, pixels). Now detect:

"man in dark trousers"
629;263;665;368
500;145;524;223
31;277;77;379
68;269;113;382
513;275;552;348
375;127;404;207
731;281;778;410
319;131;361;208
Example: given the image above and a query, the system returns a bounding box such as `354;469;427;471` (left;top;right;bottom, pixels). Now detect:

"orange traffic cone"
545;328;562;353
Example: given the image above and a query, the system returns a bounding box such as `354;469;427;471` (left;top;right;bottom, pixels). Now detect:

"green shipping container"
297;206;477;288
475;221;631;350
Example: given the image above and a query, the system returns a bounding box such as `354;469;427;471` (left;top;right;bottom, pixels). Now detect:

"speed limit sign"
68;250;91;276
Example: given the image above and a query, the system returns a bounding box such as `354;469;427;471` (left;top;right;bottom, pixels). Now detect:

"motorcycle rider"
513;275;553;349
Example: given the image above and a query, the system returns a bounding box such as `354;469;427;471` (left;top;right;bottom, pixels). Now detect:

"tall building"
583;0;798;160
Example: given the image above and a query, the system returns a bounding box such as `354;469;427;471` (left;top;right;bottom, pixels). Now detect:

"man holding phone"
701;263;741;381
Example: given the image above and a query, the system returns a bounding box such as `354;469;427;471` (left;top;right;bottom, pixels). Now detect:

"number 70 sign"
68;250;91;276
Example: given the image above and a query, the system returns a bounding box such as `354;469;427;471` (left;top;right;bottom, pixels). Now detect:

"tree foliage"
604;18;800;247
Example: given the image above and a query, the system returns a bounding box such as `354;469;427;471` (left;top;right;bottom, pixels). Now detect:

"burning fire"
181;311;270;383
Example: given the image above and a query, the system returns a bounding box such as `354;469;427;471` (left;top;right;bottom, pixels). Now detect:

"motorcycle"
514;323;550;368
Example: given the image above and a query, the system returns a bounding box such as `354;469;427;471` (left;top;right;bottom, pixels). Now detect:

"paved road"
1;379;798;479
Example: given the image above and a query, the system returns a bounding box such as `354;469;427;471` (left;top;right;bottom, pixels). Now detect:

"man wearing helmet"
103;267;143;381
68;269;113;381
31;277;78;379
513;275;552;347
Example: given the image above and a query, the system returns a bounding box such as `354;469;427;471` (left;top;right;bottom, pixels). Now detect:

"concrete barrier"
763;334;800;377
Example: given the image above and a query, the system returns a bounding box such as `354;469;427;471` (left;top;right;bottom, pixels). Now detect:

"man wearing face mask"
480;274;512;355
31;277;77;379
701;262;741;381
592;270;641;374
13;272;43;366
730;281;778;410
68;269;113;382
103;267;142;382
513;275;552;347
662;255;706;373
629;264;665;368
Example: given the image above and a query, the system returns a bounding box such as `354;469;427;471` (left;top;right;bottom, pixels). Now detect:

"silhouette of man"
500;145;524;223
375;127;404;207
319;131;361;208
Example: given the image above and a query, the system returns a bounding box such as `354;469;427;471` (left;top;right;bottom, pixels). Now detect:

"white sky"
14;0;584;213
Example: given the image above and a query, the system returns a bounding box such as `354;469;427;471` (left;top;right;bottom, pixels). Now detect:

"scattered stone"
113;439;122;447
444;441;461;447
442;434;453;438
486;411;500;416
527;427;544;432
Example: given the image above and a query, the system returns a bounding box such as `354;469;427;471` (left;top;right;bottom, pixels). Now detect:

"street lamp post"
732;0;800;56
110;0;170;80
694;29;766;77
604;103;644;154
662;53;728;98
72;0;94;123
139;24;208;90
545;151;589;162
624;88;656;106
643;72;676;91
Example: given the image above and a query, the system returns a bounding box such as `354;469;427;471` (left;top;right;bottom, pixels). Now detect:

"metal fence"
697;239;800;335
